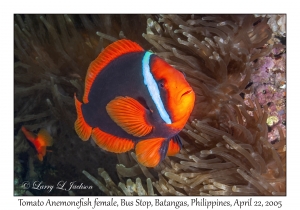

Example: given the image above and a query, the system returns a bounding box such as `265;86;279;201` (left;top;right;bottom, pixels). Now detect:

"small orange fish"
21;126;53;161
74;39;195;167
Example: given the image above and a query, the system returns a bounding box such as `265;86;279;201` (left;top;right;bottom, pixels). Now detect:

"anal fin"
74;94;92;141
92;127;134;153
135;138;168;167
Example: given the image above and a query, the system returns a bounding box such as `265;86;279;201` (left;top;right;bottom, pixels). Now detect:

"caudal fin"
74;94;92;141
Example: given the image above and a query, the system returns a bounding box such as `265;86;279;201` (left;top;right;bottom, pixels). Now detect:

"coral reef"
141;14;286;196
255;14;286;37
14;14;285;196
247;42;286;143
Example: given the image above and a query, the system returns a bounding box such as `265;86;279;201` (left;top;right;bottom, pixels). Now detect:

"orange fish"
74;39;195;167
21;126;53;161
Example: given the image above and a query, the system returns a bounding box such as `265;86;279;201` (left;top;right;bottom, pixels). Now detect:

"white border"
3;1;296;209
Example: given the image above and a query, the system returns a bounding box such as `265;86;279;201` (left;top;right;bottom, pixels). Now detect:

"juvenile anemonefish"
74;39;195;167
21;126;53;161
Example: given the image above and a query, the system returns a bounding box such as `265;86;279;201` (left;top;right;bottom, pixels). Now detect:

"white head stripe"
142;52;172;124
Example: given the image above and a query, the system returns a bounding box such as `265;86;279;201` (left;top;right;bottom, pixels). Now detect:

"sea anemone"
14;14;149;195
14;14;285;196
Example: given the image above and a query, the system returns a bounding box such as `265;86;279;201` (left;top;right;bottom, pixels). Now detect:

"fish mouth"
180;88;193;99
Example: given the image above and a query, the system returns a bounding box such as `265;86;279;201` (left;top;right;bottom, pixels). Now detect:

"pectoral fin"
37;129;53;147
106;96;153;137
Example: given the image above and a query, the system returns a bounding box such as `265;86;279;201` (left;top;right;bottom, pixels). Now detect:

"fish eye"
158;80;165;88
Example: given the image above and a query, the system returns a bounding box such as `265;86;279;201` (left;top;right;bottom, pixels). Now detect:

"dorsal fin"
21;126;36;143
83;39;144;103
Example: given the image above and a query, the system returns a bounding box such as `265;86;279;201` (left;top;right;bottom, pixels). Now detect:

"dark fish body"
74;39;195;167
83;52;176;141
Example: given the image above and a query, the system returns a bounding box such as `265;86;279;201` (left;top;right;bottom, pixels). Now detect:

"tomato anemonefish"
74;39;195;167
21;126;53;161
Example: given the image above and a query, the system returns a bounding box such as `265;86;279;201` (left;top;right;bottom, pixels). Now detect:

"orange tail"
74;94;92;141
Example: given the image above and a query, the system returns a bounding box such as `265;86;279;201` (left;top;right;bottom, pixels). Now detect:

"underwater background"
14;14;286;196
